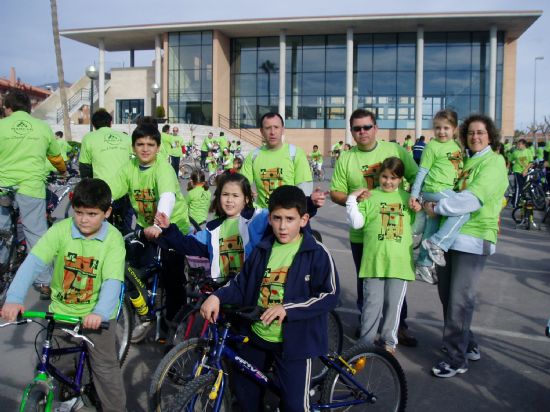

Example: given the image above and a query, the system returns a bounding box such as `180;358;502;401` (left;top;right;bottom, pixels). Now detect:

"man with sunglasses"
330;108;418;344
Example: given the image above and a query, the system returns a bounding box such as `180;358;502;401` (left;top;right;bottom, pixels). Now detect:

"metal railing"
55;81;109;124
217;114;263;147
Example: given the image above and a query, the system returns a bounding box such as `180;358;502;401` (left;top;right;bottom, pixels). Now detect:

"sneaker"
54;396;84;412
384;344;396;355
441;345;481;361
415;265;437;284
33;283;51;300
422;239;446;267
397;326;418;347
432;361;468;378
131;320;154;343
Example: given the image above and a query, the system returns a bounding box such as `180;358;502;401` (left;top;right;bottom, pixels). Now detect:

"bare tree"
50;0;72;141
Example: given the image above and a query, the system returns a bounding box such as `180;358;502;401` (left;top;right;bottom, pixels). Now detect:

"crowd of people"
0;88;512;410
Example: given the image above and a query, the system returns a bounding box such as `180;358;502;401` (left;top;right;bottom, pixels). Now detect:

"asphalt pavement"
0;168;549;411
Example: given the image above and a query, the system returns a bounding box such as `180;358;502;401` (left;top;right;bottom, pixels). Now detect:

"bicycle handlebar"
21;311;109;329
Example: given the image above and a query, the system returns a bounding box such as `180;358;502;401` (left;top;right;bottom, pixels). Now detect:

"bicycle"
510;166;546;210
512;198;541;231
148;305;343;412
166;306;406;411
45;172;81;224
0;311;111;411
0;187;27;307
309;159;326;182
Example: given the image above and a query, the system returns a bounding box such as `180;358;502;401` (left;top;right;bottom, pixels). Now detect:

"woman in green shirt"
426;114;508;378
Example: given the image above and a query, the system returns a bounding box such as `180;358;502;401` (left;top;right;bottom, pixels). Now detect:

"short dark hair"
4;90;31;113
349;109;377;129
132;124;161;146
55;131;63;138
459;114;500;151
91;109;112;129
162;124;170;132
71;178;111;212
210;172;253;217
268;185;307;216
379;157;405;179
136;116;158;127
260;112;284;128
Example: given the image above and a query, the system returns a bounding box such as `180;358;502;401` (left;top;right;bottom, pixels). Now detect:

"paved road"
1;174;549;411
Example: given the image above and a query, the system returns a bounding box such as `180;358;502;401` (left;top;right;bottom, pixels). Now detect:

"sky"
2;0;549;131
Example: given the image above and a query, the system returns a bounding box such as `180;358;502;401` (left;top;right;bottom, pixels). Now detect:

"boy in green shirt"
1;178;126;411
509;139;533;207
201;185;339;411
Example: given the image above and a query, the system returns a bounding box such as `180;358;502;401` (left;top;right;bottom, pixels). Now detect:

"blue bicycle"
167;306;407;411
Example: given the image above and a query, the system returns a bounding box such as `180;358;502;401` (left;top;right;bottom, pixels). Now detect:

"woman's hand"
349;188;370;202
409;196;421;211
423;201;437;218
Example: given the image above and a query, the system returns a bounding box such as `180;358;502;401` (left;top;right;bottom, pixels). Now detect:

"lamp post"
85;65;99;131
151;83;160;117
533;56;544;149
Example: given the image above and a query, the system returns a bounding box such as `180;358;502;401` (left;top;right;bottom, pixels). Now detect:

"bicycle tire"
169;305;208;347
311;309;344;382
179;164;194;180
511;207;524;224
21;383;50;412
116;296;134;366
208;173;218;186
320;343;407;412
165;373;232;412
530;186;546;211
148;338;207;412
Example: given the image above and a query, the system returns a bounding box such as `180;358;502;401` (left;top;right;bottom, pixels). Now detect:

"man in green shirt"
200;132;216;169
509;139;533;207
330;108;418;344
169;126;184;176
79;109;133;234
241;112;313;209
0;90;66;297
159;124;173;164
55;131;70;162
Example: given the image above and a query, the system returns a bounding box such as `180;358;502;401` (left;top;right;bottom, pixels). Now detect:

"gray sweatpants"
436;250;487;368
359;278;407;348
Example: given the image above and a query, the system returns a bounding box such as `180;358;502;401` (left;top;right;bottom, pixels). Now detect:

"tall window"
116;99;144;124
167;31;213;124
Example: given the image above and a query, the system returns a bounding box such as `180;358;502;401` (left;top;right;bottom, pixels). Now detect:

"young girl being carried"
346;157;415;354
408;109;465;284
186;168;211;231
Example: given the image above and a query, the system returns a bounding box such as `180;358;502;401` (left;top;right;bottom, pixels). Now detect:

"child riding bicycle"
0;178;126;412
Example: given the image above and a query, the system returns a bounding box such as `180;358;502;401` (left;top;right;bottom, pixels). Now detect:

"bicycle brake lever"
61;328;95;348
0;319;32;328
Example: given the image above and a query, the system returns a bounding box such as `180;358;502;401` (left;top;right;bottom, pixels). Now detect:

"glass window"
373;72;396;95
355;46;373;71
202;45;213;67
202;31;212;45
446;95;470;118
259;37;278;48
397;46;415;71
180;32;202;46
423;71;446;95
233;74;257;96
327;35;346;47
447;32;471;46
398;33;416;45
447;46;472;70
179;46;202;69
424;46;446;70
396;72;415;95
286;41;302;73
236;49;258;73
257;72;279;97
425;32;447;45
258;49;279;69
303;48;325;72
179;70;201;94
325;72;346;96
355;71;373;96
168;33;179;47
302;73;325;95
446;71;471;95
303;36;325;48
373;46;397;71
326;48;346;71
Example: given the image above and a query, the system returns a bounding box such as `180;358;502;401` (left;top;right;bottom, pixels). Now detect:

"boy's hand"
349;188;370;201
260;305;286;326
311;187;328;208
144;225;162;240
200;295;221;323
83;314;102;330
1;303;25;322
154;212;170;229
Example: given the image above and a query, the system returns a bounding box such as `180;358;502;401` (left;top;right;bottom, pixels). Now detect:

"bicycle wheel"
511;206;525;224
179;164;194;180
170;305;209;347
165;373;232;412
148;338;207;412
116;296;134;366
320;343;407;412
208;173;218;186
21;383;50;412
311;310;344;382
530;186;546;211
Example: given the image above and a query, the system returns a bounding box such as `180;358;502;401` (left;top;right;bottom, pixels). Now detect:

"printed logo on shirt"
105;133;122;145
260;167;283;195
133;188;157;224
362;162;381;190
61;252;98;304
259;266;288;307
456;169;471;192
447;151;463;183
219;234;244;276
11;120;33;137
378;202;404;242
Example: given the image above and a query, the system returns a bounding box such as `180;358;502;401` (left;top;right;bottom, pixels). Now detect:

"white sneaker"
131;320;154;343
54;396;84;412
422;239;446;267
415;265;437;284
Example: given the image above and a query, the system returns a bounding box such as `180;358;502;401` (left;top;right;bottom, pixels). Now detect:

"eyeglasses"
467;130;488;137
351;125;375;132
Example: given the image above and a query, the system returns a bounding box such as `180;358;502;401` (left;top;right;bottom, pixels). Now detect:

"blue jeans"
416;190;470;267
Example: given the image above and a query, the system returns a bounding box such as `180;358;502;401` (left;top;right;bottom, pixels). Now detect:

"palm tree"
259;60;278;104
50;0;72;140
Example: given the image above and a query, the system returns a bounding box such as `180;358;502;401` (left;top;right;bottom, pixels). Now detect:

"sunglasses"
351;125;375;132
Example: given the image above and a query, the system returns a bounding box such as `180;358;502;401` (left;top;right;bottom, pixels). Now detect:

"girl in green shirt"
186;169;211;230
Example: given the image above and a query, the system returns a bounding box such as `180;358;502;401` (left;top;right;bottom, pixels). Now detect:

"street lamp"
533;56;544;149
86;65;99;131
151;83;160;116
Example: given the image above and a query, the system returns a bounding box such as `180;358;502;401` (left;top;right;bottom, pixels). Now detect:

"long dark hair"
459;114;500;151
209;172;254;217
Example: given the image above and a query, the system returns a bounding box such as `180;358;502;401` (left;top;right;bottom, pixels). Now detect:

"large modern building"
60;10;541;151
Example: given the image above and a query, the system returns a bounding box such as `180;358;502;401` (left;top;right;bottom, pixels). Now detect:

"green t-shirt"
223;152;235;170
111;158;190;234
536;147;545;161
218;217;244;281
310;150;323;164
57;139;70;161
402;139;414;152
356;188;415;280
217;136;229;150
79;127;132;189
159;132;173;162
186;186;211;225
455;149;508;243
331;142;342;152
510;148;533;174
0;111;61;199
169;134;184;158
330;141;418;243
241;143;312;209
201;136;215;151
420;139;463;194
206;155;217;173
251;236;302;343
31;218;125;318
